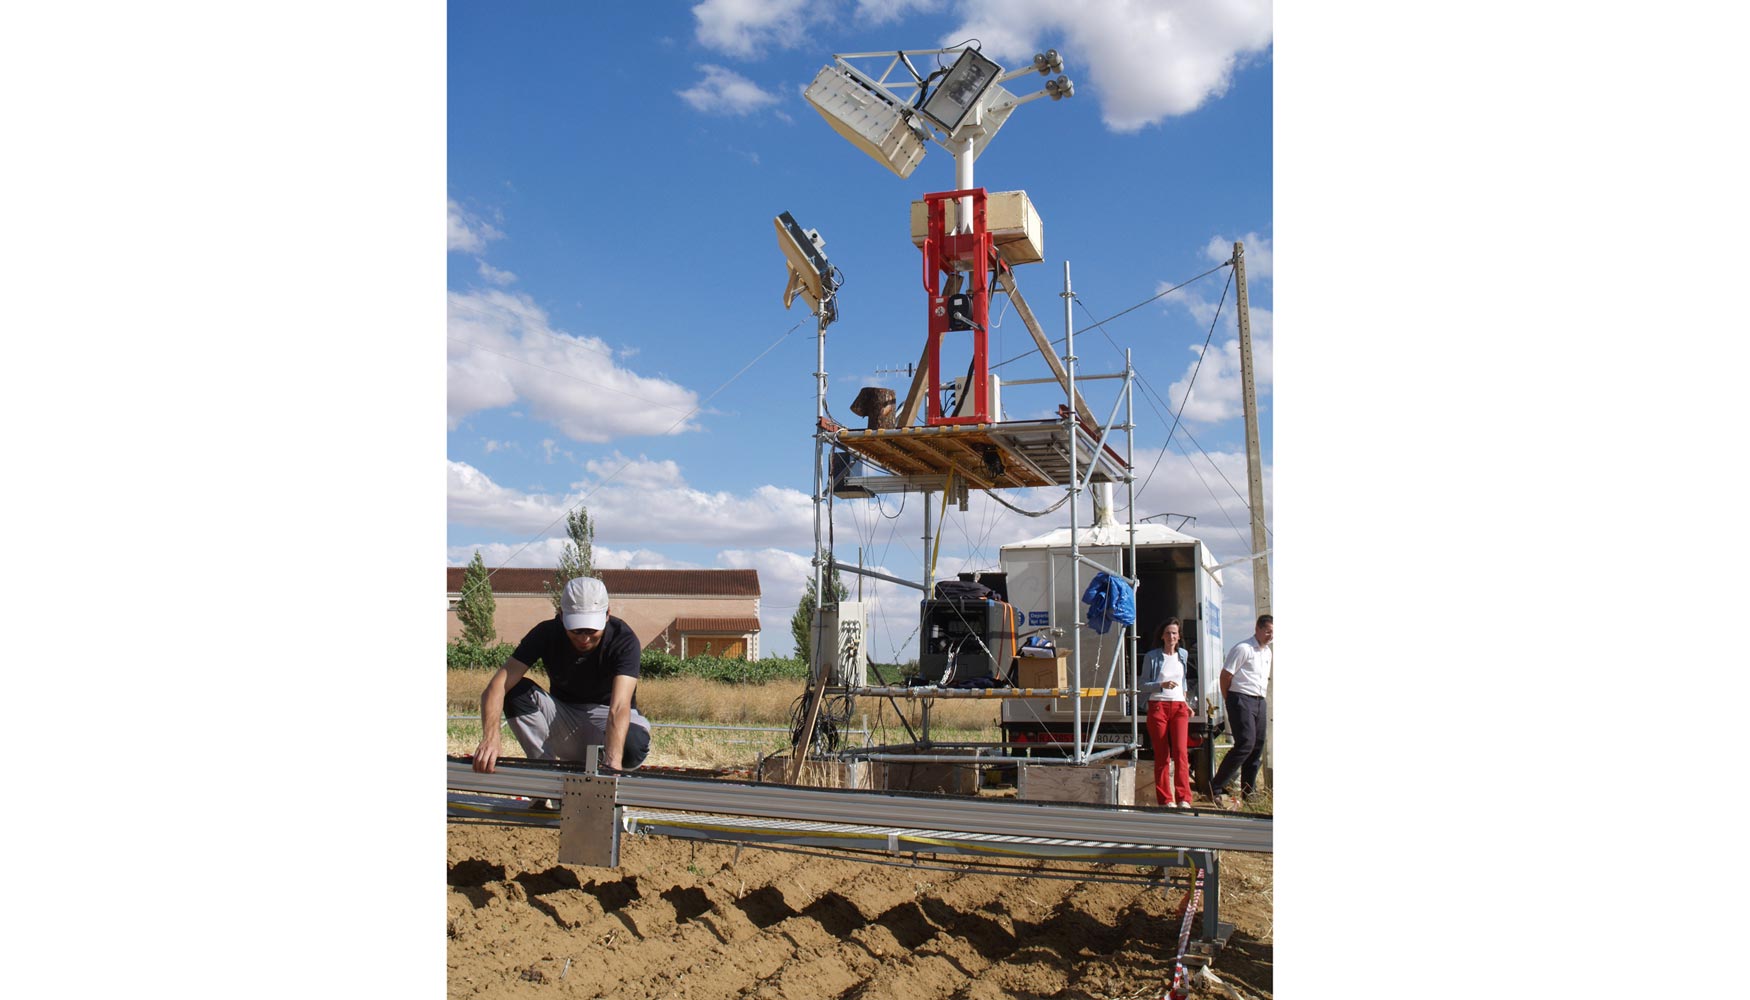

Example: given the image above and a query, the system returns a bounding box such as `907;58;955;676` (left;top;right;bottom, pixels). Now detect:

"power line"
989;261;1230;371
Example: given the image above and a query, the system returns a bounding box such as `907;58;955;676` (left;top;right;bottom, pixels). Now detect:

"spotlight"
920;47;1000;132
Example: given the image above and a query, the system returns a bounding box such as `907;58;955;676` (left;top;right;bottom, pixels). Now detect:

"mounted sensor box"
909;190;1044;266
804;65;928;179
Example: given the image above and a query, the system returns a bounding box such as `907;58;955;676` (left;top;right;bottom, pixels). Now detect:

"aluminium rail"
446;758;1271;855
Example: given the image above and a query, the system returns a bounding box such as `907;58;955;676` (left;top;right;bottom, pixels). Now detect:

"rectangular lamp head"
804;64;927;179
921;48;1000;133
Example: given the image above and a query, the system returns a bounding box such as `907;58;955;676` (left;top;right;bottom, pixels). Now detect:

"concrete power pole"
1234;241;1273;786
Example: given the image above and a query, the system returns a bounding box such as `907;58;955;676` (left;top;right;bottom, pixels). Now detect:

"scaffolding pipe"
1125;349;1140;755
1064;260;1082;763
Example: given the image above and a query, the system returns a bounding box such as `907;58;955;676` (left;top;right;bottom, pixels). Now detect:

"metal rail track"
446;757;1271;855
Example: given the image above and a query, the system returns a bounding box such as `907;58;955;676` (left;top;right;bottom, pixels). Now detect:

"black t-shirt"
511;615;642;708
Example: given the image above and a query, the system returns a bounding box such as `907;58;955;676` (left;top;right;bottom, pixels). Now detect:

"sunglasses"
567;627;601;638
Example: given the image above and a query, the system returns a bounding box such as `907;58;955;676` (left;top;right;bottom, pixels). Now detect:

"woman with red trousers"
1141;617;1193;808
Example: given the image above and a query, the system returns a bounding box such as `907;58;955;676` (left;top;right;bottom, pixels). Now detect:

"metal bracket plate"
556;774;620;869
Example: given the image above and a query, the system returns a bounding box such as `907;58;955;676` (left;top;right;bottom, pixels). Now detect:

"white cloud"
448;460;574;535
691;0;810;58
541;439;575;465
448;198;503;253
584;452;687;492
677;65;783;115
476;259;517;285
944;0;1272;132
448;289;702;442
1160;300;1271;424
1203;231;1271;279
855;0;944;25
446;459;811;548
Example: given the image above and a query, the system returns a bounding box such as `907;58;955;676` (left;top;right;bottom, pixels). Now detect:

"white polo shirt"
1223;635;1272;697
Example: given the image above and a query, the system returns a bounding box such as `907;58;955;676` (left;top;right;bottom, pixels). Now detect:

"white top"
1223;635;1272;697
1140;646;1187;703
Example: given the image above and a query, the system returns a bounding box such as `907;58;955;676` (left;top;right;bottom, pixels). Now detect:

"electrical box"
810;601;868;687
949;374;1000;420
909;190;1044;266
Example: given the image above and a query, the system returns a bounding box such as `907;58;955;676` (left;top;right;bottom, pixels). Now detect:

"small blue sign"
1028;611;1049;626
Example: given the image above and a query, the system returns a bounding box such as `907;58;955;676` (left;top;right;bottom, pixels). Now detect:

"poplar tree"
546;506;596;612
456;551;498;648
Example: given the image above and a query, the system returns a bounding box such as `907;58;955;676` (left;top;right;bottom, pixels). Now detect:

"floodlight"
920;48;1000;132
804;64;928;179
1044;75;1075;100
775;211;831;314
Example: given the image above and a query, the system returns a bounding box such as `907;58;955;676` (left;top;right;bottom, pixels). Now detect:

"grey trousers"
504;677;651;770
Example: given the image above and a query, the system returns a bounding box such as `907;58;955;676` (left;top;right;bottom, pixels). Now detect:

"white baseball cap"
560;576;609;631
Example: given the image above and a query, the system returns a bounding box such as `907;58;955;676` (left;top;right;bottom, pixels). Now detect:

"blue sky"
448;1;1273;657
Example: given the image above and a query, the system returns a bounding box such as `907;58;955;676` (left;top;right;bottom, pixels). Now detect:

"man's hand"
472;733;501;773
1165;681;1178;689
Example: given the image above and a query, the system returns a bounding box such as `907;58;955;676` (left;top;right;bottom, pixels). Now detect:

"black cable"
1131;268;1233;503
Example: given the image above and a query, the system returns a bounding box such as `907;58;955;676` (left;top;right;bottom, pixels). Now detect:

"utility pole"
1234;241;1273;786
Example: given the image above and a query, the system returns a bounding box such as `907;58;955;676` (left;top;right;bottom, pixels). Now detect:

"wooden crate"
869;752;981;795
1017;761;1136;806
908;190;1044;266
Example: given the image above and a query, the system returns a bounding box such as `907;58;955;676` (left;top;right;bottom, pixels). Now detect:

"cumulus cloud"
448;199;503;253
854;0;944;25
446;459;811;548
448;289;702;442
1152;232;1272;424
944;0;1272;132
1203;231;1271;279
677;65;783;115
691;0;810;58
476;259;517;285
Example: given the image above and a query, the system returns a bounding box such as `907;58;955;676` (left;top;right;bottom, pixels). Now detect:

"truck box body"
997;523;1225;751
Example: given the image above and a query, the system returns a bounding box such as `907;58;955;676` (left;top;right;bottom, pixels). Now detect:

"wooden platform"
833;418;1129;491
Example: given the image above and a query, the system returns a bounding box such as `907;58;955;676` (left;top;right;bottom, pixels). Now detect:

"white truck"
997;520;1227;785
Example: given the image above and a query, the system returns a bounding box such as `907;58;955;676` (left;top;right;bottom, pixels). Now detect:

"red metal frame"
921;188;996;426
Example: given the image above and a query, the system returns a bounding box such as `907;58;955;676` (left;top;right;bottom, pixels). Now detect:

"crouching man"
472;576;652;778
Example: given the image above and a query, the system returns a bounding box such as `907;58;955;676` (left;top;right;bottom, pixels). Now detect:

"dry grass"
446;668;1001;768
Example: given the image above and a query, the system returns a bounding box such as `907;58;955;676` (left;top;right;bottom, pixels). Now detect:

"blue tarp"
1081;571;1135;635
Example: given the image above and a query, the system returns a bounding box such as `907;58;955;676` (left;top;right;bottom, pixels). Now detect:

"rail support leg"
557;773;621;869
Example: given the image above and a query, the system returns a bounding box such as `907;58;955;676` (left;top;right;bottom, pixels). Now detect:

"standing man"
1211;614;1273;805
471;576;652;784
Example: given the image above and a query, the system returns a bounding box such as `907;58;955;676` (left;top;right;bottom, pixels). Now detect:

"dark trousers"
1212;691;1267;795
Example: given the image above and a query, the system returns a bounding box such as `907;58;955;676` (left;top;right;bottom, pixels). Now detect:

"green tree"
790;566;848;662
455;550;498;648
546;505;596;612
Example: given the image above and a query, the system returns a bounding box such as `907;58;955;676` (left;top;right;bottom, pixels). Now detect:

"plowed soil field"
447;818;1272;999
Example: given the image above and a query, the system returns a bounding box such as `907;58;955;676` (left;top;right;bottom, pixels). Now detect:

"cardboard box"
1015;652;1069;689
909;190;1044;266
